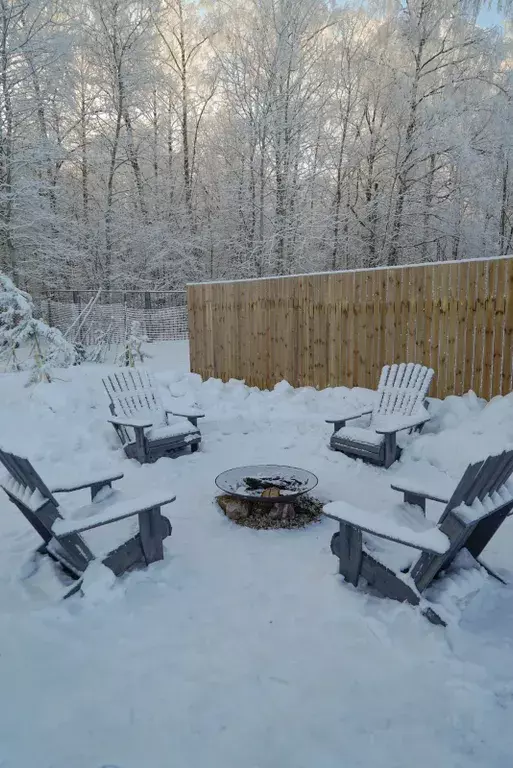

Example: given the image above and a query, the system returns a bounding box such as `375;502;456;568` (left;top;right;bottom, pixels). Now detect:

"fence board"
424;265;434;376
455;263;467;393
446;263;459;395
473;260;488;397
483;260;497;400
504;260;513;392
187;257;513;399
493;259;507;397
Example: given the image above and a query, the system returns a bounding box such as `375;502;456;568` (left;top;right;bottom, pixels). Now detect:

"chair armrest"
326;408;373;431
108;417;153;429
374;413;431;435
50;471;124;494
166;408;205;419
52;492;176;537
323;501;449;554
390;476;454;505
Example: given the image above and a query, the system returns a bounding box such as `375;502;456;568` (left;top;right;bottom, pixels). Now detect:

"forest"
0;0;511;291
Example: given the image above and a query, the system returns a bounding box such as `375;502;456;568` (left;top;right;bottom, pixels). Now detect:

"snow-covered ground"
1;340;513;768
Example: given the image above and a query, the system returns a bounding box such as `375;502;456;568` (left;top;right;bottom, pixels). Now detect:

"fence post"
47;297;52;326
144;291;152;341
123;296;130;366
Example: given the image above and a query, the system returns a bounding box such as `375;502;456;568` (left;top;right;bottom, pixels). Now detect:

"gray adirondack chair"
103;369;204;464
323;450;513;625
326;363;434;468
0;447;174;590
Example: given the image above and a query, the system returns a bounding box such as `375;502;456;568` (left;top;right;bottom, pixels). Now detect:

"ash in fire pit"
215;464;321;530
242;475;304;496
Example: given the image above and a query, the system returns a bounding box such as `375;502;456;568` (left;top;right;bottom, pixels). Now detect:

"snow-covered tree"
119;320;149;367
0;0;511;288
0;274;76;382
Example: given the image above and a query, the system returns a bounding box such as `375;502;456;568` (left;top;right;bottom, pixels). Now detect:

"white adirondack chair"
0;446;175;593
103;369;204;464
324;450;513;625
326;363;434;468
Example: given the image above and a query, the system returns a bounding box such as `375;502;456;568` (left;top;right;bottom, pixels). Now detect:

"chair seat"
146;421;199;442
333;425;385;448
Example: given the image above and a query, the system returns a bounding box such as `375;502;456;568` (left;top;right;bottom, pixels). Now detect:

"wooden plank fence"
187;257;513;399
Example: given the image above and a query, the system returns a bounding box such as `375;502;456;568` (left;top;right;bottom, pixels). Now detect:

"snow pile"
0;342;513;767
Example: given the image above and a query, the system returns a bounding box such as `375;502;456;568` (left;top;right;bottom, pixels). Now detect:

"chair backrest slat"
478;452;511;500
439;460;484;524
412;450;513;592
493;450;513;493
103;369;165;425
0;450;28;487
467;455;498;504
374;363;434;419
0;448;57;504
0;448;94;571
483;452;509;497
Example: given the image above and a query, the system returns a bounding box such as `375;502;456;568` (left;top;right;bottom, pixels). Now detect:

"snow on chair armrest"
390;474;455;505
49;470;124;494
373;411;430;434
323;501;449;554
325;407;373;424
52;491;176;537
108;416;153;429
165;407;205;419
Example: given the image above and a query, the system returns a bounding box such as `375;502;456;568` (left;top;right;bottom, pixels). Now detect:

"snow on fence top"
187;254;513;287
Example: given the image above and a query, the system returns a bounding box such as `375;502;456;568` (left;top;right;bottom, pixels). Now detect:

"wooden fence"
187;256;513;399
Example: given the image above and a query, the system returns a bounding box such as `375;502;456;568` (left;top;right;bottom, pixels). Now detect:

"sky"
476;6;506;29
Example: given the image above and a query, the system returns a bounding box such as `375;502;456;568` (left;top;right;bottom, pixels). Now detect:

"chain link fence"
34;290;188;344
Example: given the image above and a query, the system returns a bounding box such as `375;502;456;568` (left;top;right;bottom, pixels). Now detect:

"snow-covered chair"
103;369;204;464
326;363;434;468
323;450;513;625
0;447;175;592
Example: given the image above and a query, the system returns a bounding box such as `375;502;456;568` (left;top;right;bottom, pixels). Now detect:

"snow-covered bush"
0;274;76;383
118;320;149;367
86;326;113;364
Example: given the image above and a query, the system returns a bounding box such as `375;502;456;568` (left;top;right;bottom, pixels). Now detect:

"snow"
373;411;431;433
52;490;177;537
390;470;456;503
334;424;385;446
146;420;199;440
326;405;374;423
109;415;155;427
1;341;513;767
0;475;47;511
453;482;513;524
49;470;124;493
323;500;450;553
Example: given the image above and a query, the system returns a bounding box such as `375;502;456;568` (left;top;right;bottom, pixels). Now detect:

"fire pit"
215;464;320;529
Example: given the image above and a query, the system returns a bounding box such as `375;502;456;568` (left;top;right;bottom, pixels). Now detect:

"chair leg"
403;491;426;514
331;523;363;587
133;427;148;464
383;433;398;468
90;481;112;501
138;507;165;565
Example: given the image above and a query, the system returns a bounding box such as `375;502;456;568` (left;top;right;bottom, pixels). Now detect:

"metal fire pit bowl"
215;464;318;504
